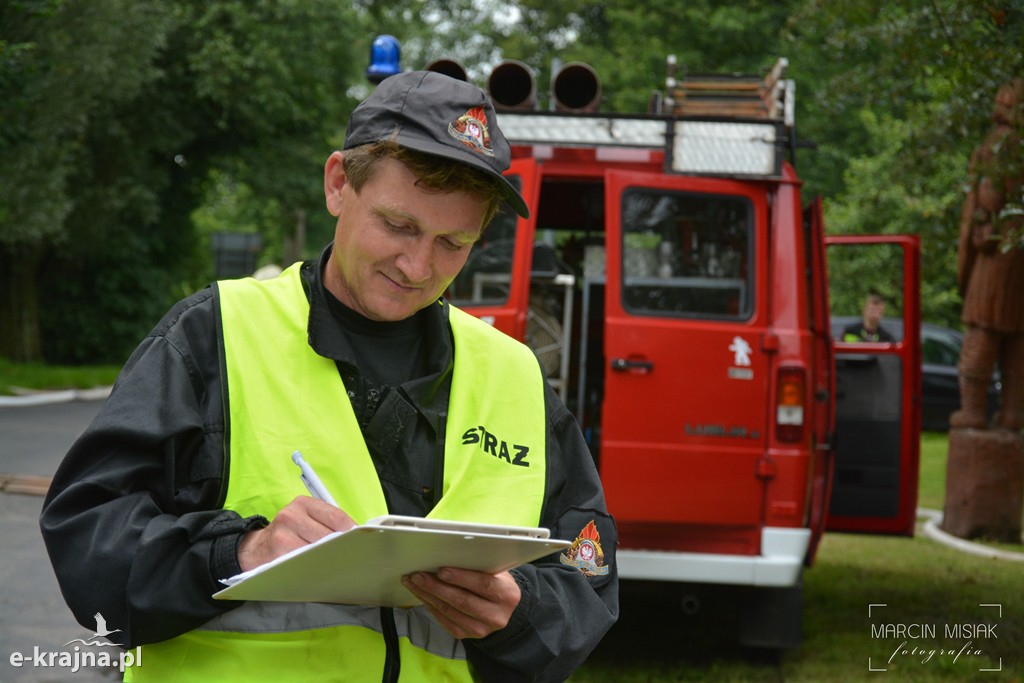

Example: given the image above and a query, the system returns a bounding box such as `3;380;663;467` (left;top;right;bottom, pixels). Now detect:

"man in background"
843;288;896;343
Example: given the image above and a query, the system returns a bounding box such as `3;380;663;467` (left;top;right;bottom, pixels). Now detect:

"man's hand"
238;496;356;571
401;568;522;640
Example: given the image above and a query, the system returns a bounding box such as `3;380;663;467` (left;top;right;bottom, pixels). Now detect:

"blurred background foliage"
1;0;1022;364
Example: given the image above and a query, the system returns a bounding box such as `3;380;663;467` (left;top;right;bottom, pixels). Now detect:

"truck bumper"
616;527;811;587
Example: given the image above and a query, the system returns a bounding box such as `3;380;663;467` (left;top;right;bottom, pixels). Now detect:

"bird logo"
92;612;122;639
63;613;122;647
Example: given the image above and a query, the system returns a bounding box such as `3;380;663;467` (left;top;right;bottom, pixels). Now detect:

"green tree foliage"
0;0;175;361
533;0;800;113
1;0;364;363
3;1;1022;363
783;1;1024;325
405;0;800;113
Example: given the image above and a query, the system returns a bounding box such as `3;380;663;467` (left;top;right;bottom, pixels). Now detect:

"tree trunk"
0;245;44;362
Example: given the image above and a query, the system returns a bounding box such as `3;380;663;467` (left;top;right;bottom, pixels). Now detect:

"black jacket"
40;248;618;682
842;320;895;343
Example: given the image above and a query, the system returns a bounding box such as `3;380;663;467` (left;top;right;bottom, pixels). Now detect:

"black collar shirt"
302;244;451;515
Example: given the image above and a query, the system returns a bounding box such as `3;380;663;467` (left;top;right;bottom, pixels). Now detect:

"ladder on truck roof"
664;57;792;122
498;57;794;179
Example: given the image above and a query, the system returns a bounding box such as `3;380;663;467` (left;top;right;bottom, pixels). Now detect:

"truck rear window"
620;189;753;320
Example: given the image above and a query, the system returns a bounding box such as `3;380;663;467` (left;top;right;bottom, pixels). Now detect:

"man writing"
41;71;618;682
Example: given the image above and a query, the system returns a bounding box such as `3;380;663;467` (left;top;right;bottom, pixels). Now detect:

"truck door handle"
611;358;654;372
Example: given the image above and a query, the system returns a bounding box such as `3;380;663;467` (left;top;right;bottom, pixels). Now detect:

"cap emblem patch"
448;106;495;157
560;519;609;577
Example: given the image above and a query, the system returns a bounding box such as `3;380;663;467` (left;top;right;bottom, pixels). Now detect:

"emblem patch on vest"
461;425;529;467
560;520;609;576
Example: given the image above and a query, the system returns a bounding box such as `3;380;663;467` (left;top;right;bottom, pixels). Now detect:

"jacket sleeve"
464;383;619;682
38;289;261;648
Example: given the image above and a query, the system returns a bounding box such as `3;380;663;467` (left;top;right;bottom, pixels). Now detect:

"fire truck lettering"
685;423;760;439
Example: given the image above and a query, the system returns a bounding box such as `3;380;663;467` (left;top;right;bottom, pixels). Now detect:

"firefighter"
951;78;1024;432
40;71;618;682
842;288;896;343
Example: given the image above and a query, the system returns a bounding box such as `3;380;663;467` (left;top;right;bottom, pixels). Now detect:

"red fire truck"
429;55;922;648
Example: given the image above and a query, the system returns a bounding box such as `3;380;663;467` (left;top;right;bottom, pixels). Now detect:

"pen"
291;450;339;507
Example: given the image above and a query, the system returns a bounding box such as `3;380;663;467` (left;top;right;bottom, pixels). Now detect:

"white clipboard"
213;515;571;608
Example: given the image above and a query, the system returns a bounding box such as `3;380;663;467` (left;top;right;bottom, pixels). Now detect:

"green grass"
792;532;1020;681
0;357;120;395
917;431;949;511
572;431;1024;682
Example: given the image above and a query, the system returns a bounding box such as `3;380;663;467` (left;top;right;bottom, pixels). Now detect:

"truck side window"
620;189;753;319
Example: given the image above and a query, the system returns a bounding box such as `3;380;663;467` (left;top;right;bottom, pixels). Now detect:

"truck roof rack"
498;57;794;180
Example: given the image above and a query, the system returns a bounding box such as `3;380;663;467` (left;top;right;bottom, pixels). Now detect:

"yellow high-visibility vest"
126;263;546;682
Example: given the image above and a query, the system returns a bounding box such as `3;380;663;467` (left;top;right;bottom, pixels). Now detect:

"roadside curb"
917;507;1024;562
0;386;112;407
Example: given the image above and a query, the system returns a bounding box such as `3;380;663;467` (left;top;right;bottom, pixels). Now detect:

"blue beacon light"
366;34;401;84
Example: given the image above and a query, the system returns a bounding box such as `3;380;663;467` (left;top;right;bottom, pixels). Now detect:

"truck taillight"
776;367;805;443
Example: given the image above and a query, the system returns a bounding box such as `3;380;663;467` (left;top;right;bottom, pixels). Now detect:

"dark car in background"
831;317;1000;431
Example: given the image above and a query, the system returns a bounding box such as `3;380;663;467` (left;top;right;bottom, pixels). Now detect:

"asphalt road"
0;399;119;682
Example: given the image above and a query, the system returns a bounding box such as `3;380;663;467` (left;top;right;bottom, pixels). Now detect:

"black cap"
344;70;529;219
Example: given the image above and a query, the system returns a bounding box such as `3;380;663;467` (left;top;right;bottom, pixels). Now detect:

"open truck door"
446;157;538;340
802;198;836;562
825;235;922;535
